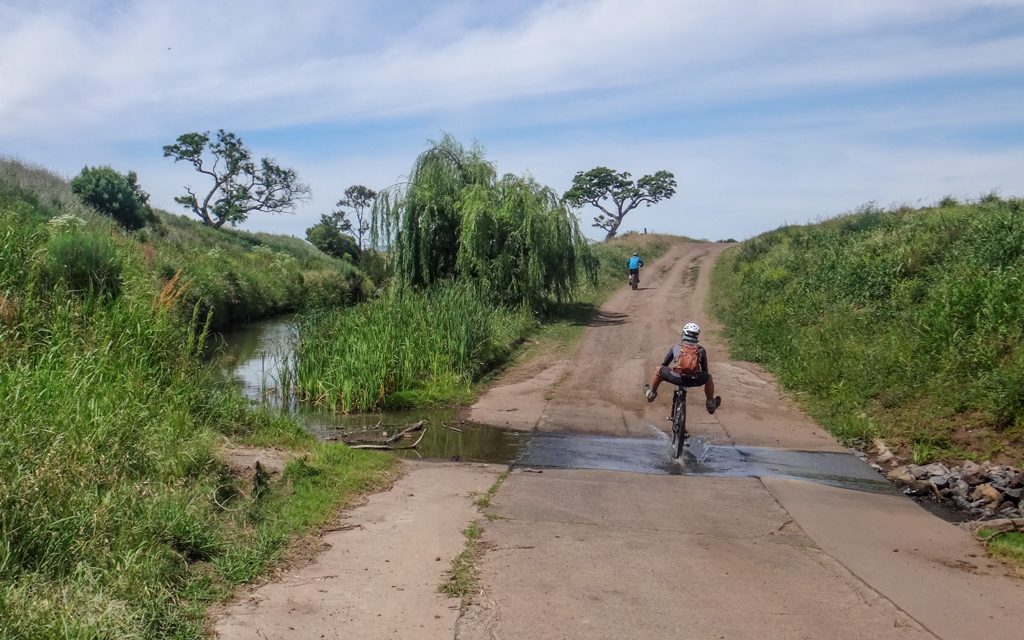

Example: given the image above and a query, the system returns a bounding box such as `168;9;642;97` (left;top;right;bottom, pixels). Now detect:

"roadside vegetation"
712;197;1024;464
296;283;536;411
293;137;680;412
978;529;1024;568
0;158;391;637
294;136;591;411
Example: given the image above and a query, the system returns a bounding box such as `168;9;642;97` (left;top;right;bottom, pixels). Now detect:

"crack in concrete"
755;476;943;640
481;513;789;541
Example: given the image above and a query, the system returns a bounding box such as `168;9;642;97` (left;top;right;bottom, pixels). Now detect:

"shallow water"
217;317;906;498
516;431;896;494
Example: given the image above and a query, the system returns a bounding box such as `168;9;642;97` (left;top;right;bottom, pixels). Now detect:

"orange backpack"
672;343;701;375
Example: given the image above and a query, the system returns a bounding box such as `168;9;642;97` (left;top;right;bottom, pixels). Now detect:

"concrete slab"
764;478;1024;639
458;469;935;640
215;461;502;640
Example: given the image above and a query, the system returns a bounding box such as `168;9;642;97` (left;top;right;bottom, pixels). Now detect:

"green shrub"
302;268;371;308
70;165;153;231
44;232;123;298
305;214;360;262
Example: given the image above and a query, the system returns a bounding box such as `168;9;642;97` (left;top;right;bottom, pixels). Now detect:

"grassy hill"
713;197;1024;465
0;158;372;330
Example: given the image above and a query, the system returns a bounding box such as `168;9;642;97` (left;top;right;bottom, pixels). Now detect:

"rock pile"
883;460;1023;519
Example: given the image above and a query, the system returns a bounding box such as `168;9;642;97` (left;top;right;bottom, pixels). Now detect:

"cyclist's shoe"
644;384;657;402
706;396;721;414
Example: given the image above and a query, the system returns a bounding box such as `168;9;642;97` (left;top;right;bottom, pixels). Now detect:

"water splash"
690;434;724;464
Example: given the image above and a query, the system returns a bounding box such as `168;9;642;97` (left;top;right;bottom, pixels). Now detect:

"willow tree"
373;135;593;308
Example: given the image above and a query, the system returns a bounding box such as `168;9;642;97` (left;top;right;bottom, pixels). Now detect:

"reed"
294;282;535;412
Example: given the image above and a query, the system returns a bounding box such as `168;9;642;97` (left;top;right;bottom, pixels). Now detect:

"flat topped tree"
564;167;676;240
163;129;311;228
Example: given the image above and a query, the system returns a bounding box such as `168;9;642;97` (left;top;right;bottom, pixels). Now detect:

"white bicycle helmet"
681;322;700;340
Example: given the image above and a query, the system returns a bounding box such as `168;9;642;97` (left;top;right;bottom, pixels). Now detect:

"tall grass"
713;198;1024;463
0;163;393;636
295;283;535;412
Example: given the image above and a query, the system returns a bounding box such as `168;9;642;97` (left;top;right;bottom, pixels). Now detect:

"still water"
214;316;524;463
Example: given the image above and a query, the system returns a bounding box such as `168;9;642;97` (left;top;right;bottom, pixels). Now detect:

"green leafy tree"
336;185;377;250
163;129;311;228
306;214;360;262
373;135;593;308
69;165;153;230
563;167;676;240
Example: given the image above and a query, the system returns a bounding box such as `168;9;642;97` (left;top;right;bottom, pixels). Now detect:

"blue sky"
2;0;1023;241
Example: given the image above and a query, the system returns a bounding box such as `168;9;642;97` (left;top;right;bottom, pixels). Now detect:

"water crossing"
217;317;895;495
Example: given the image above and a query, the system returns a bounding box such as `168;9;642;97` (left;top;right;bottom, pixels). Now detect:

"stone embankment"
869;439;1023;520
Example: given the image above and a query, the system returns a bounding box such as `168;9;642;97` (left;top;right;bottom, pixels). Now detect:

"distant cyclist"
644;322;721;414
627;251;644;288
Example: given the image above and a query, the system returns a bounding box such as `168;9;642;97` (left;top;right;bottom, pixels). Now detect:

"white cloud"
2;0;1023;242
4;0;1023;138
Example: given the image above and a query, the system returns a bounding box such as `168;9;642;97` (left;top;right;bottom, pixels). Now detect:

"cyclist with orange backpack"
644;322;721;414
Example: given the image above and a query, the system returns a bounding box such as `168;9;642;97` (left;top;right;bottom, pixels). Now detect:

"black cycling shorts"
657;366;709;387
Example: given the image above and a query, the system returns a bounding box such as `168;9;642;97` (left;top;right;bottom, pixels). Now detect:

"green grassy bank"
712;198;1024;464
1;158;372;331
0;160;392;637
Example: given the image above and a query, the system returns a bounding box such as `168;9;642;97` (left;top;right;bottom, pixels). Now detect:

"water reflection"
214;315;297;402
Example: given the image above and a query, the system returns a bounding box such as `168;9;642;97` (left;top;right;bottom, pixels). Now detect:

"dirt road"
460;241;1023;639
468;242;838;450
215;241;1022;639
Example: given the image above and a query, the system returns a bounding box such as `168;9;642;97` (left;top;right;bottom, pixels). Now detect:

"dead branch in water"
349;422;428;450
440;422;463;433
385;420;426;444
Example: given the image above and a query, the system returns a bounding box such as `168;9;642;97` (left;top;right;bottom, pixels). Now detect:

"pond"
214;316;525;464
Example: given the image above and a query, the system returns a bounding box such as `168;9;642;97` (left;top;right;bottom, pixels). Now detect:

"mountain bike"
629;269;640;290
669;386;687;458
